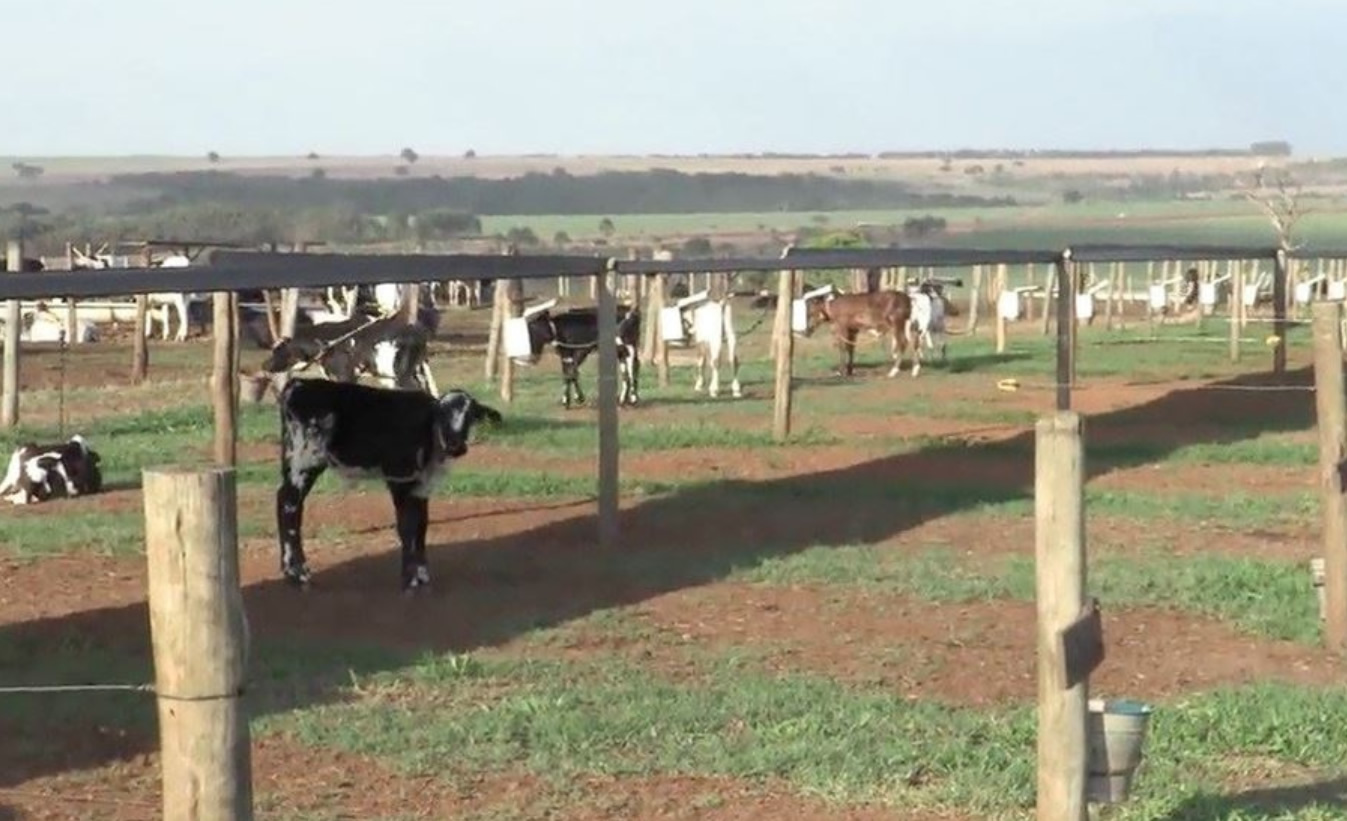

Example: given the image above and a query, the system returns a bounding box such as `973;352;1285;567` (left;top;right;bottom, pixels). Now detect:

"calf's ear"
471;401;503;426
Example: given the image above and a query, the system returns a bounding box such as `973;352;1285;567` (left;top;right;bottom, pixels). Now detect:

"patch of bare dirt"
631;584;1345;707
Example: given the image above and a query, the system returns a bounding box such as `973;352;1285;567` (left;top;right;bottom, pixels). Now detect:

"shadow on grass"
1161;776;1347;820
0;364;1325;803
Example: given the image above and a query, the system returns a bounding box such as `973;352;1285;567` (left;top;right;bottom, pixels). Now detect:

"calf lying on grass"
0;435;103;506
276;378;502;592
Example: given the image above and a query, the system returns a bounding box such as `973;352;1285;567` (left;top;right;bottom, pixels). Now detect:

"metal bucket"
1087;698;1153;803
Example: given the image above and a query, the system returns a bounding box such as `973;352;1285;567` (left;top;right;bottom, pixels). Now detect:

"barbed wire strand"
995;379;1316;394
0;788;159;812
0;683;154;695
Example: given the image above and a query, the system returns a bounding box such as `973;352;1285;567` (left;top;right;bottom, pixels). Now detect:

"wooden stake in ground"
212;292;237;467
966;264;982;335
595;264;620;552
1055;256;1075;412
2;240;22;428
1273;249;1289;374
484;279;508;381
1230;261;1244;363
772;266;796;441
995;263;1007;354
1312;301;1347;651
499;279;521;403
653;273;670;388
1035;410;1089;821
143;466;254;821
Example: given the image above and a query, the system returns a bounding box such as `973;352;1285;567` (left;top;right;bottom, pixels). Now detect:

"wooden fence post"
1055;253;1075;411
654;273;670;388
595;262;620;552
484;279;508;381
212;292;237;467
1035;410;1089;821
1230;260;1244;363
772;266;796;441
2;239;22;428
143;466;254;821
995;263;1007;354
499;279;521;403
1273;249;1289;374
1312;301;1347;651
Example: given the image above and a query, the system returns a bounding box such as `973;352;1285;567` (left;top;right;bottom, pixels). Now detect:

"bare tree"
1238;163;1310;251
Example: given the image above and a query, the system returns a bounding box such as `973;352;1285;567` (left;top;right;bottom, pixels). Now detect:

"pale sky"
8;0;1345;157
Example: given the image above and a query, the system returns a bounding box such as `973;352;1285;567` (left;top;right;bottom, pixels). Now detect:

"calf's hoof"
402;564;432;595
282;564;312;590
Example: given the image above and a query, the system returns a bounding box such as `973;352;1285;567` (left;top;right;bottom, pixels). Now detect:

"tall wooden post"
595;263;620;552
280;243;303;338
772;266;796;441
2;240;22;428
1230;260;1244;363
1041;264;1056;337
966;265;982;334
653;273;670;388
1312;301;1347;651
499;279;520;403
1055;254;1075;411
1035;411;1089;821
62;243;78;345
1273;249;1289;374
995;263;1008;354
143;466;254;821
212;293;237;467
484;279;508;381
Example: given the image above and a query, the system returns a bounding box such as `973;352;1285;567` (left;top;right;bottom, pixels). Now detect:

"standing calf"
275;379;502;592
518;304;642;409
804;289;915;377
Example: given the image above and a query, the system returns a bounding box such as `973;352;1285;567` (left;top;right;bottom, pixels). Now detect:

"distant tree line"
104;168;1018;217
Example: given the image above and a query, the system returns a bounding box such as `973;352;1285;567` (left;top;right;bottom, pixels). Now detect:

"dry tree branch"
1237;165;1310;252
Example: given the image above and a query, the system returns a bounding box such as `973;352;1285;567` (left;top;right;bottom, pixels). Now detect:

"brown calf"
805;290;915;378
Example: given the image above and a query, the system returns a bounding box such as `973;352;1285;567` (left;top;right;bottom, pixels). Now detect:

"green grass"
267;650;1347;820
737;545;1321;644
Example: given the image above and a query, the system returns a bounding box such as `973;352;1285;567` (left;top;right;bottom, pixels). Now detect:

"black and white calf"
0;435;103;506
516;303;642;409
275;378;502;591
260;314;439;395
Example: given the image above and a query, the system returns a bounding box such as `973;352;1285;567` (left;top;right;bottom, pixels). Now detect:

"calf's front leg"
388;480;431;593
277;467;323;587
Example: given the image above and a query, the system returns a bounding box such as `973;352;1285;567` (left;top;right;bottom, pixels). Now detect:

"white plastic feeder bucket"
792;284;837;333
1242;284;1261;308
1198;282;1218;307
505;298;557;362
1086;698;1154;804
659;306;688;343
1330;280;1347;301
1148;284;1168;311
1075;293;1095;321
998;290;1021;321
1295;282;1313;305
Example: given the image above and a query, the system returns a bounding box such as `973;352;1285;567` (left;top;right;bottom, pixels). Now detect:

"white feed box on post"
1296;282;1313;305
1148;284;1168;311
505;298;556;362
1330;280;1347;302
792;284;837;334
1243;283;1260;308
998;290;1021;321
1198;282;1218;307
659;306;687;344
1075;293;1095;321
